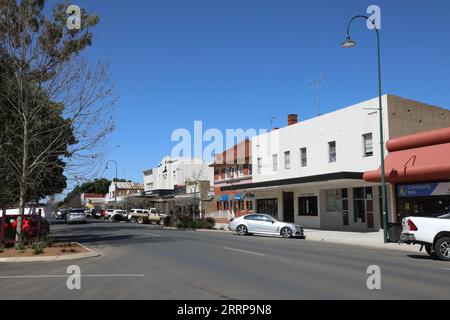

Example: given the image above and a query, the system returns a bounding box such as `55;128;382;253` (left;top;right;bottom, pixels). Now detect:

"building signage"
397;182;450;198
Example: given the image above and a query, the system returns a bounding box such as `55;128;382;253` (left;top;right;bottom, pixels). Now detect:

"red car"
0;215;50;241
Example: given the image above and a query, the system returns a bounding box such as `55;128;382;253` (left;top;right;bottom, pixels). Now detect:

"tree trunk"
15;117;29;249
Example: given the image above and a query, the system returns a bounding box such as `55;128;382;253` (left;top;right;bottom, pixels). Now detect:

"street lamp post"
342;15;389;243
106;160;118;209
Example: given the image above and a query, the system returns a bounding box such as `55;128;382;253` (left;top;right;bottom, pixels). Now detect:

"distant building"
143;156;213;192
80;193;106;208
105;181;144;204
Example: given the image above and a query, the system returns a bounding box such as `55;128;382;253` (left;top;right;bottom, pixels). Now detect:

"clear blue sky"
53;0;450;184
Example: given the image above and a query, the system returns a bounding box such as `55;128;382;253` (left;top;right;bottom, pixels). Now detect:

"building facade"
221;95;450;232
209;140;253;223
105;181;145;204
143;156;213;192
364;126;450;222
80;193;106;208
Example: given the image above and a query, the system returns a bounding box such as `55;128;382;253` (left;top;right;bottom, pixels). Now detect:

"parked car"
91;208;102;219
128;208;167;225
401;214;450;261
1;215;50;240
105;209;127;222
65;208;88;225
228;214;305;239
55;209;69;220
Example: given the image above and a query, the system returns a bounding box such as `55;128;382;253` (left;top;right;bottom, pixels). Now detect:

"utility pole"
309;75;326;116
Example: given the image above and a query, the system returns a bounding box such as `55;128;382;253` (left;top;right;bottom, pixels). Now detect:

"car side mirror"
271;220;275;224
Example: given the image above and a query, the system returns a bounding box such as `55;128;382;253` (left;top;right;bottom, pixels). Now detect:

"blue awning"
234;194;242;201
220;194;229;201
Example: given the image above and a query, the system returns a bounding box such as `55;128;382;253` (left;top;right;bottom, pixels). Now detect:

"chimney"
288;114;298;126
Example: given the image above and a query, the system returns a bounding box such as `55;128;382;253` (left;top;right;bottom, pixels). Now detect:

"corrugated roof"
114;182;144;190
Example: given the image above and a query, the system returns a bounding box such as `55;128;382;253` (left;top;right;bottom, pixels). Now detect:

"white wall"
252;96;390;183
143;157;213;191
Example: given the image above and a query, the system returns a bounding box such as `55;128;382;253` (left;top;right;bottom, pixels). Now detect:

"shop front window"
257;199;278;217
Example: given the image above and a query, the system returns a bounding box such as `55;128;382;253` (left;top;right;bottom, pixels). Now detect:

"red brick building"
209;140;253;223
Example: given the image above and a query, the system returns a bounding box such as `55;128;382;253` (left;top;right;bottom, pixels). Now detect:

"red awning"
364;127;450;184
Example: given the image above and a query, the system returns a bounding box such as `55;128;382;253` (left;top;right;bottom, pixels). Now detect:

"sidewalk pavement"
179;226;421;253
303;229;420;253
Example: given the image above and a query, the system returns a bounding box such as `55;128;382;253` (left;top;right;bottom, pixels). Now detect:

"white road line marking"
0;274;145;279
443;268;450;271
224;247;265;256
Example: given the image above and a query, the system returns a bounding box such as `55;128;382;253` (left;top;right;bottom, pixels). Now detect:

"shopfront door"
283;192;295;223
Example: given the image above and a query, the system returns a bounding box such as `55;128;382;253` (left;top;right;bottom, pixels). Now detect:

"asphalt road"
0;221;449;300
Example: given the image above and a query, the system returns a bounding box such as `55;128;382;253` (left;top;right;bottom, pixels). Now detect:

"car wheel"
281;227;293;239
236;225;248;236
434;237;450;261
137;217;145;224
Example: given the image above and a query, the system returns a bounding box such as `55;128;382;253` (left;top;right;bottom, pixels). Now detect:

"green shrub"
31;242;44;255
176;222;187;229
41;233;54;248
189;219;201;230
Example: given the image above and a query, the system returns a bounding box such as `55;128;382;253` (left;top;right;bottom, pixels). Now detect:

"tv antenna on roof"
265;116;277;130
309;74;326;116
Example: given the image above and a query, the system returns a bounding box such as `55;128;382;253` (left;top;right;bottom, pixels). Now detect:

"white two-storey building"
220;95;450;231
143;156;213;192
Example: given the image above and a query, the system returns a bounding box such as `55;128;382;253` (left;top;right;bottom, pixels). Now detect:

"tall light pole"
106;160;118;209
342;15;389;243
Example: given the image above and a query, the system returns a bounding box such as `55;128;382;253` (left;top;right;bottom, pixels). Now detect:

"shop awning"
364;127;450;184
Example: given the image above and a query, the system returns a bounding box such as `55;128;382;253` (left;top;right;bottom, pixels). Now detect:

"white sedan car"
228;214;305;239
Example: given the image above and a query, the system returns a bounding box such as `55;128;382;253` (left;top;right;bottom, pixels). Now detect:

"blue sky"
53;0;450;184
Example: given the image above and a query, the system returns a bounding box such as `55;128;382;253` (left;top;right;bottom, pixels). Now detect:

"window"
328;141;336;163
353;187;373;223
257;158;262;174
231;167;236;178
363;133;373;157
260;215;274;223
248;164;253;176
284;151;291;170
299;197;318;216
272;154;278;172
218;169;222;180
244;214;259;221
239;201;244;211
225;167;231;178
246;201;253;211
256;199;278;217
238;165;244;177
325;189;348;216
300;148;307;167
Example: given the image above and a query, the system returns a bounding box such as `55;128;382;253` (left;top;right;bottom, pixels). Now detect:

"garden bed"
0;243;89;258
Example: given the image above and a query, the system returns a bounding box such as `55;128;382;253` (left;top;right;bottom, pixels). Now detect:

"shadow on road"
54;233;180;246
407;254;436;261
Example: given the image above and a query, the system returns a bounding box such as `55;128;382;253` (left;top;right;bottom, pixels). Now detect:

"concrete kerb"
165;226;420;253
0;242;100;263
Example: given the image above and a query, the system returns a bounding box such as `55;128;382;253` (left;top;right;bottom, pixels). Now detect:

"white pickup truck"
401;214;450;261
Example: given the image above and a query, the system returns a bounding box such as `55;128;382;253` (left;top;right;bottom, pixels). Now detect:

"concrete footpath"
193;227;421;253
303;229;419;253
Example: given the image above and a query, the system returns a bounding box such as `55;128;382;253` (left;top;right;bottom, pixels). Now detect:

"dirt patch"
0;243;89;258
